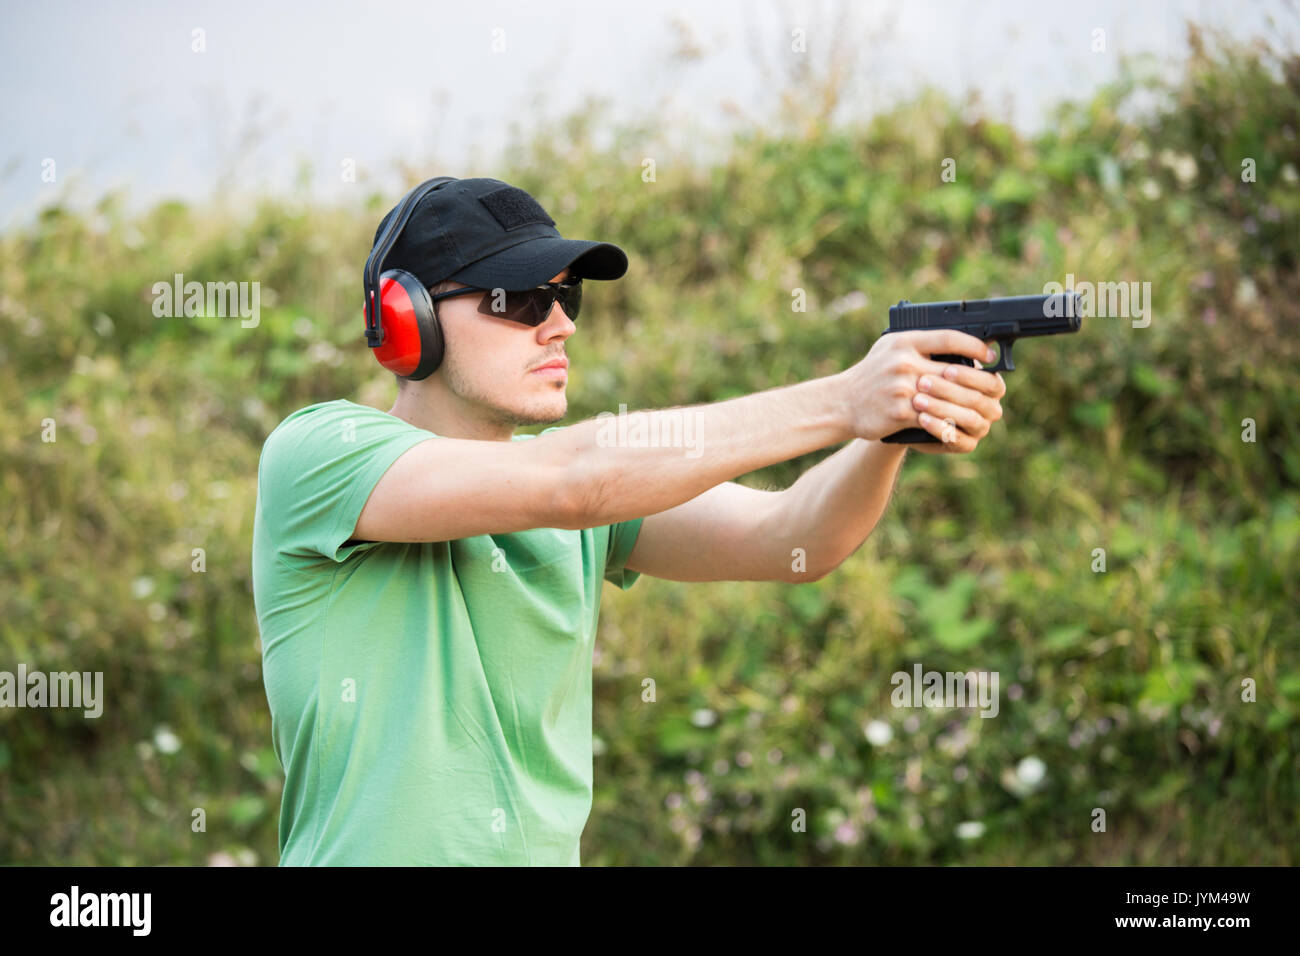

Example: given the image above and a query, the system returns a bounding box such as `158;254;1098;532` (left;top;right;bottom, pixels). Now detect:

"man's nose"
538;299;575;335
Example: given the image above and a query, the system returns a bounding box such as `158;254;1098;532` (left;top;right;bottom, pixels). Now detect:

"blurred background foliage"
0;22;1296;865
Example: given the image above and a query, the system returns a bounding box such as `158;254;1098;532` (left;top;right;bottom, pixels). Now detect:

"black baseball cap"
373;177;628;290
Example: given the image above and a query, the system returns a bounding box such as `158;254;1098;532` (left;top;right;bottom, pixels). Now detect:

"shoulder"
265;399;378;441
258;401;418;489
262;399;404;452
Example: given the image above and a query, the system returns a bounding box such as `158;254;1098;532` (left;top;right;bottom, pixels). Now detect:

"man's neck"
387;386;516;442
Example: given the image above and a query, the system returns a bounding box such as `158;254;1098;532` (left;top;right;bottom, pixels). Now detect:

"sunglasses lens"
476;290;539;325
560;282;582;320
477;282;581;326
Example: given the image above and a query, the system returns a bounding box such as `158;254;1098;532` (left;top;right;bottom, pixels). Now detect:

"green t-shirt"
251;399;643;865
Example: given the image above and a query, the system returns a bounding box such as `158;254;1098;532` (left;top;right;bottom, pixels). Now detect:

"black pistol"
879;292;1083;443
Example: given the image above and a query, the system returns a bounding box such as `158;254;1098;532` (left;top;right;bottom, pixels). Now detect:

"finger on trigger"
961;332;995;365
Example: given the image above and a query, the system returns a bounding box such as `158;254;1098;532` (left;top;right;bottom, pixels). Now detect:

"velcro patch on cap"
478;186;556;232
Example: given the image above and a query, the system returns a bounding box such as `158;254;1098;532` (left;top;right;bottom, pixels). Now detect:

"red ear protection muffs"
362;176;457;380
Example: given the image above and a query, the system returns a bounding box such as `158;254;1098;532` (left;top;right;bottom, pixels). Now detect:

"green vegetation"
1;24;1296;865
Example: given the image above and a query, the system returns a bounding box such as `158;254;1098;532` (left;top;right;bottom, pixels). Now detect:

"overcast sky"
1;0;1295;229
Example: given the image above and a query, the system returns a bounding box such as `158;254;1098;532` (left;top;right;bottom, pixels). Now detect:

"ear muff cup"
370;269;445;380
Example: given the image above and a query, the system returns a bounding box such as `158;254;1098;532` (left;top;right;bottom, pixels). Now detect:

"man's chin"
507;398;566;427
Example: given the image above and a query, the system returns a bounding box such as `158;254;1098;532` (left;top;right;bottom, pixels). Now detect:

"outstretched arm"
623;441;906;583
355;328;999;549
623;357;1006;583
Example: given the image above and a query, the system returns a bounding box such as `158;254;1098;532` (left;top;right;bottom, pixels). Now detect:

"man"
251;176;1005;865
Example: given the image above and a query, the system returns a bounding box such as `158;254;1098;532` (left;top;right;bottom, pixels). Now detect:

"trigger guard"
985;339;1014;374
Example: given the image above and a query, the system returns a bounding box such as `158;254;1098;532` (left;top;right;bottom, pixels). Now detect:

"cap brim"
447;237;628;289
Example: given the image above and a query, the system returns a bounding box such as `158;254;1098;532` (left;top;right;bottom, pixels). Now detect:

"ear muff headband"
363;178;458;382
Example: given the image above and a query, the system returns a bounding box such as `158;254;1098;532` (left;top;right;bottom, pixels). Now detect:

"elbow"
798;526;880;582
532;434;597;530
549;477;587;531
767;499;844;584
810;562;837;583
786;536;864;583
548;456;606;530
806;563;838;583
785;558;838;584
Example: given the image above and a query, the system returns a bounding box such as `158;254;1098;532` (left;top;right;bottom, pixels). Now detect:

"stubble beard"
442;349;566;429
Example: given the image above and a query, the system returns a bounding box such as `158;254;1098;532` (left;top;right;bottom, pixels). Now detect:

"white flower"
956;820;985;839
1016;755;1046;787
1158;149;1196;184
864;719;893;747
1235;277;1258;307
153;726;182;755
132;576;155;599
690;708;717;728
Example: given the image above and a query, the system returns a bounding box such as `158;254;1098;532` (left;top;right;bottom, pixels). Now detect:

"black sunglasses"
430;278;583;327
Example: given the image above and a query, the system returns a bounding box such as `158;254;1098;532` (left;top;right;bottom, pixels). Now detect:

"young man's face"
431;268;575;429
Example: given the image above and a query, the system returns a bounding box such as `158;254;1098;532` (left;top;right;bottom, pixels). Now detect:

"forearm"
771;437;909;577
543;373;853;527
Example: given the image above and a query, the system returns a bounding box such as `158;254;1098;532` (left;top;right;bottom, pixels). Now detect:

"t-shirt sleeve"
257;403;434;566
603;516;644;590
